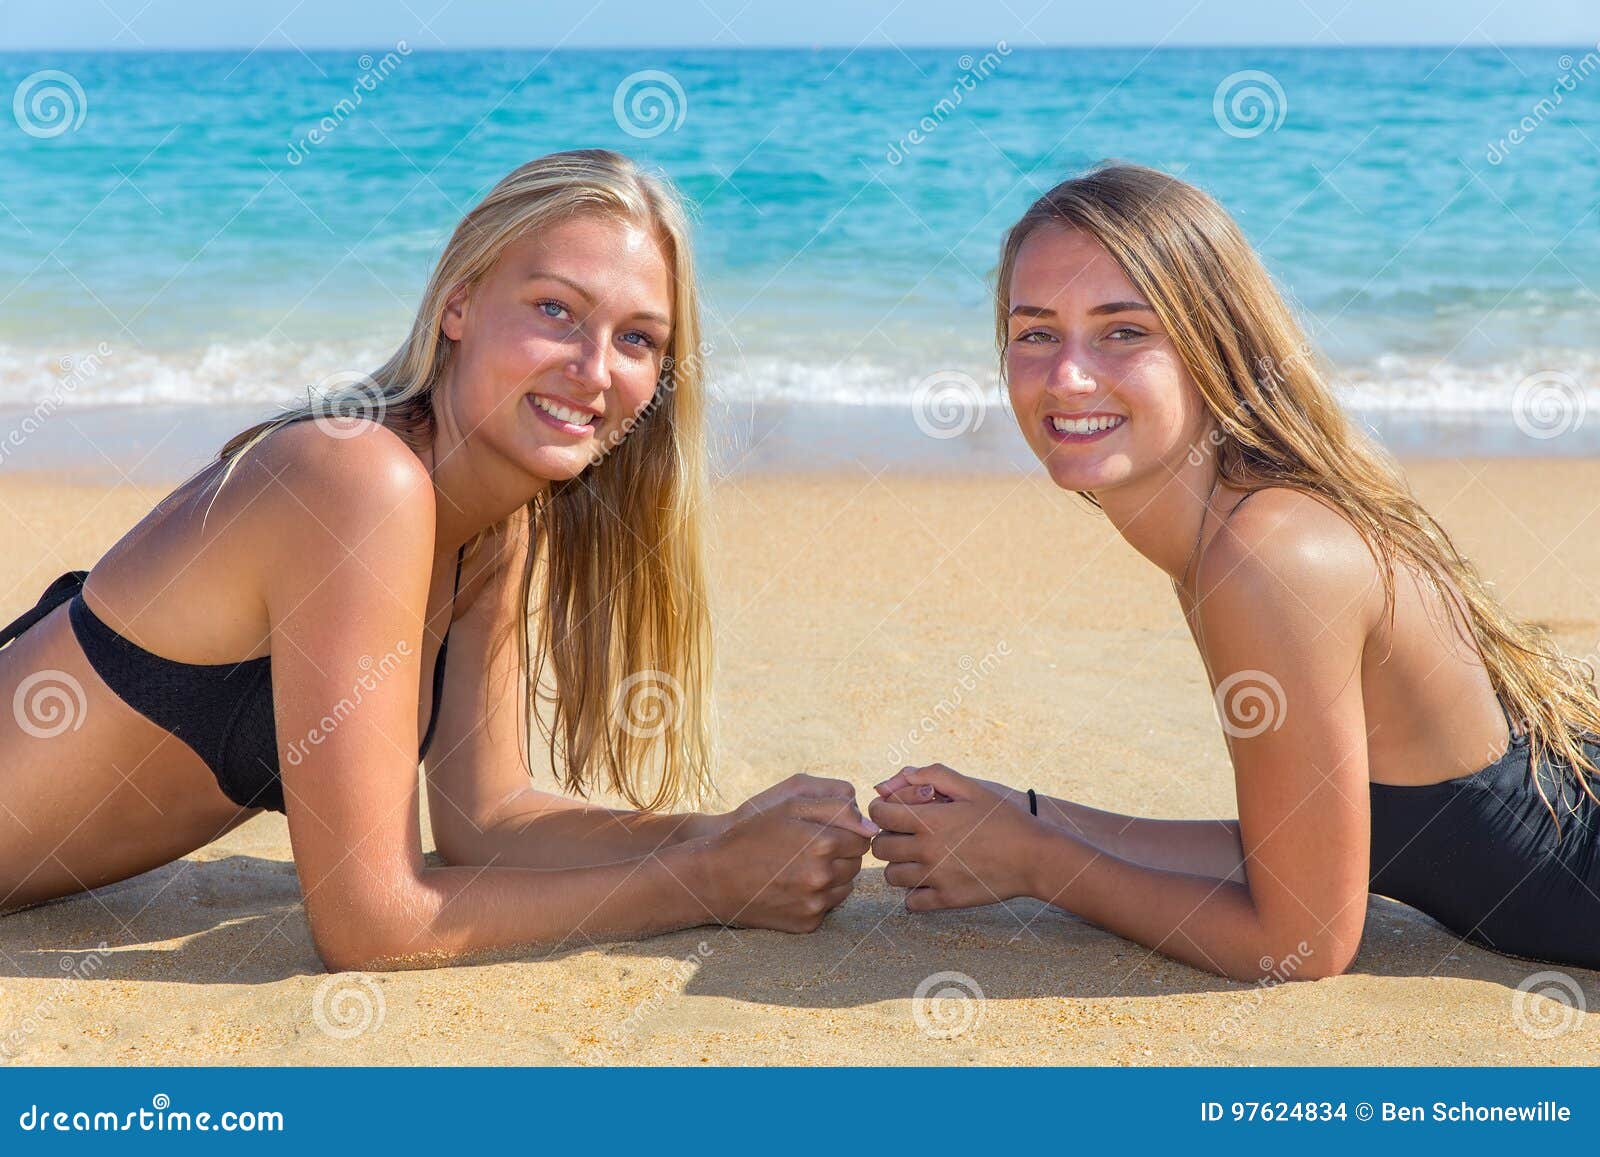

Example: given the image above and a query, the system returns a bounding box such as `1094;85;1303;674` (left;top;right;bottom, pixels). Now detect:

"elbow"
305;875;440;974
1254;934;1358;983
315;941;381;975
314;929;450;974
310;920;402;974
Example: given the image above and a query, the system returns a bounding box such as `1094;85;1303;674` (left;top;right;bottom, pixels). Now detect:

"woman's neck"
1095;453;1224;587
422;406;550;557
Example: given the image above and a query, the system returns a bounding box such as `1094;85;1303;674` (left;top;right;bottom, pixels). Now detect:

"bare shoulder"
210;418;434;548
1195;486;1383;633
199;418;437;610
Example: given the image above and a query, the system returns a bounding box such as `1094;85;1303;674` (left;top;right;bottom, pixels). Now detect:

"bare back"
1179;485;1511;789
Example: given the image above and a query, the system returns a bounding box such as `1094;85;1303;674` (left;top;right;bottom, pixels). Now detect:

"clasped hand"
867;763;1042;910
710;764;1042;933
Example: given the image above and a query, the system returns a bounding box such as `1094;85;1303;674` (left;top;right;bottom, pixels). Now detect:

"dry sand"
0;459;1597;1065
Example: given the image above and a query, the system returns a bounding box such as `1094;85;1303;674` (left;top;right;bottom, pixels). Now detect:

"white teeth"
531;396;596;426
1050;414;1124;434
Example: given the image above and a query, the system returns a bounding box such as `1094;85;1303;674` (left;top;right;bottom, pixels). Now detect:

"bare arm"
1031;799;1247;884
871;497;1379;981
254;424;865;971
877;774;1248;884
422;510;725;870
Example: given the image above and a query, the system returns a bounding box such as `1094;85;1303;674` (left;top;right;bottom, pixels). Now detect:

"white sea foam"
2;340;1597;420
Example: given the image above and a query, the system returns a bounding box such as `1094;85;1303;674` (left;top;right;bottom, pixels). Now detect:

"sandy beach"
0;457;1596;1065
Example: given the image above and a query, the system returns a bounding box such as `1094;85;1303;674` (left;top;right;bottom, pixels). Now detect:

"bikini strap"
1494;692;1525;746
1219;486;1267;528
0;571;88;651
450;543;464;613
420;546;466;758
438;544;465;639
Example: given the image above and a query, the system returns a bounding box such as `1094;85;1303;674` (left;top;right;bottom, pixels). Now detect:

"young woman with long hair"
870;163;1599;978
0;149;874;971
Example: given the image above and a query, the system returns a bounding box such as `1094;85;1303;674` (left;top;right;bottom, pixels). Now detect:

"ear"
440;281;470;342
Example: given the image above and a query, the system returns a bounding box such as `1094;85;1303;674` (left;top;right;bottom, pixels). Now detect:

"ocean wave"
4;341;1598;420
0;338;395;409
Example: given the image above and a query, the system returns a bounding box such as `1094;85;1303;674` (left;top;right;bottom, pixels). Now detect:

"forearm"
1032;793;1247;885
435;792;723;869
1023;826;1314;982
326;839;721;971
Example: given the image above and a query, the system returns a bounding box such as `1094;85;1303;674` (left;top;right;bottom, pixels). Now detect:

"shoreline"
1;401;1597;486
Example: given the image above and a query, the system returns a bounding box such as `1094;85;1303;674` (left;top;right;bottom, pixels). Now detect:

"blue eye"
621;331;658;349
536;300;571;320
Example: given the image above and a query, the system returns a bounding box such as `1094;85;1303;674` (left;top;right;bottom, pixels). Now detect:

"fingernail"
863;820;881;836
918;784;935;799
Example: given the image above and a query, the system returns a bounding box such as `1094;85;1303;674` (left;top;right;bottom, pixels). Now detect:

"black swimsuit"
0;546;463;815
1369;699;1600;969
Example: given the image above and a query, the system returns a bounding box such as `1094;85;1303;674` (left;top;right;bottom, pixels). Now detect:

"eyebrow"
525;270;671;327
1008;300;1154;319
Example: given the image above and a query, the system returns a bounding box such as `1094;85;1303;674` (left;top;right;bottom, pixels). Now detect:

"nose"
1045;346;1098;399
564;332;609;395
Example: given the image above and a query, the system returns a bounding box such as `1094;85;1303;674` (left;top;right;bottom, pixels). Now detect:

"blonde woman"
871;164;1600;978
0;150;875;970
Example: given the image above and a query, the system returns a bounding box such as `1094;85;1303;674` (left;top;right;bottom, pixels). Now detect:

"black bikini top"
8;545;465;815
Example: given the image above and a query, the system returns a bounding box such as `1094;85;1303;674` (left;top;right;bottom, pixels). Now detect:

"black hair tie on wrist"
1027;788;1038;816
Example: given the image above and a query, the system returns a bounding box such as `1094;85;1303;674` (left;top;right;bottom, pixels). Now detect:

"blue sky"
1;0;1595;49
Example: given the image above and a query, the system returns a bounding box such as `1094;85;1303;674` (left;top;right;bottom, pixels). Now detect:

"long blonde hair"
213;149;715;811
995;162;1600;824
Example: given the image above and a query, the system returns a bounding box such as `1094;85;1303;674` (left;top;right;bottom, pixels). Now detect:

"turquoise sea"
1;46;1598;453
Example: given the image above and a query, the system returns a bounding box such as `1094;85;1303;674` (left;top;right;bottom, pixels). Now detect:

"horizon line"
0;41;1592;53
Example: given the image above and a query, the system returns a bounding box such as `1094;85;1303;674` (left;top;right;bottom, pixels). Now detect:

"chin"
519;443;600;483
1038;451;1125;494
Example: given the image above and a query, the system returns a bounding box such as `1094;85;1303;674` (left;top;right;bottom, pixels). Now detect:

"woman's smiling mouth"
527;393;600;435
1044;411;1126;443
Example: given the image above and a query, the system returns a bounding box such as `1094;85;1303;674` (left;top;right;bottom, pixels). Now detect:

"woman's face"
440;212;673;482
1004;222;1213;496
